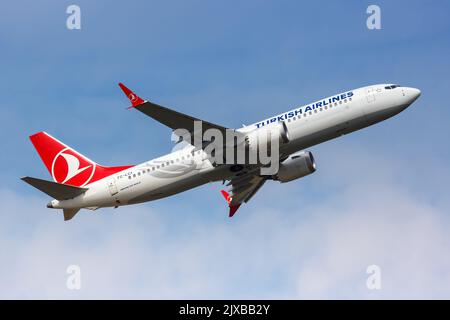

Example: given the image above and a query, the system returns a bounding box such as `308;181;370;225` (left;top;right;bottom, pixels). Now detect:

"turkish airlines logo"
129;93;137;102
51;148;96;187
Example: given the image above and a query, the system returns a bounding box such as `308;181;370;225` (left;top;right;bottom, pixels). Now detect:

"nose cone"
407;87;421;103
411;88;421;99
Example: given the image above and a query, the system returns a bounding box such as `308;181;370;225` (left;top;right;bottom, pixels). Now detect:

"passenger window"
314;109;317;113
339;101;342;104
349;97;352;101
319;108;323;112
133;174;136;178
309;111;312;115
161;164;165;167
128;176;131;179
166;162;169;166
344;99;347;103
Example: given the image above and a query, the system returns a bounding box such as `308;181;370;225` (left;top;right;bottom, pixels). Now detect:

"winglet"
118;82;145;108
220;190;231;204
220;190;241;217
229;204;241;217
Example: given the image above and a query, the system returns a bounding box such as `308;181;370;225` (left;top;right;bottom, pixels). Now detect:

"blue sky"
1;0;449;298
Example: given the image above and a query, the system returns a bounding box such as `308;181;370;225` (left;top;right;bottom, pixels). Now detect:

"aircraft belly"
127;172;213;204
285;111;370;153
56;183;116;209
120;161;224;205
364;104;408;125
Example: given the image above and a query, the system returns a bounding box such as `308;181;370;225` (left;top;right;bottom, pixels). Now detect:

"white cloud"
1;145;449;299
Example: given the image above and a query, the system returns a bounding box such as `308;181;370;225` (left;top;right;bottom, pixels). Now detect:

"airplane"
21;83;421;221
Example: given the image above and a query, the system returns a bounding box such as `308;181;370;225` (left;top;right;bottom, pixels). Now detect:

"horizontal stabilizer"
21;176;88;200
63;208;80;221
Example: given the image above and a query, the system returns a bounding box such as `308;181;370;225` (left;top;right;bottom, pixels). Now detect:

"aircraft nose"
410;88;421;99
407;87;421;102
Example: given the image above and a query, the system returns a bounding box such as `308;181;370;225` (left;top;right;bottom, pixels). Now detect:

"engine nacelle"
275;151;316;183
246;121;290;153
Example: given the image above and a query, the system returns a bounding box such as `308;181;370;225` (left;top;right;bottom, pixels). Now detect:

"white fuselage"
50;84;421;210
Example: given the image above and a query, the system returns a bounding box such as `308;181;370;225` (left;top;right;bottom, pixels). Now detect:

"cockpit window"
385;84;401;89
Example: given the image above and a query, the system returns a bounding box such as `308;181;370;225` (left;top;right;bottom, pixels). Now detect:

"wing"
119;83;231;138
220;170;267;217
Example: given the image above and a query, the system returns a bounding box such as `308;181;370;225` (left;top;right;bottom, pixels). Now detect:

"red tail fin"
29;132;132;187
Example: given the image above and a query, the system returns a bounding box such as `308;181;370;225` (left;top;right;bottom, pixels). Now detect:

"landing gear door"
108;178;118;196
366;87;376;103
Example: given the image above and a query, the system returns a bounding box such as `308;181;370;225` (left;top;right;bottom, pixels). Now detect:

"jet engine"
245;121;290;153
274;150;316;183
217;122;290;167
